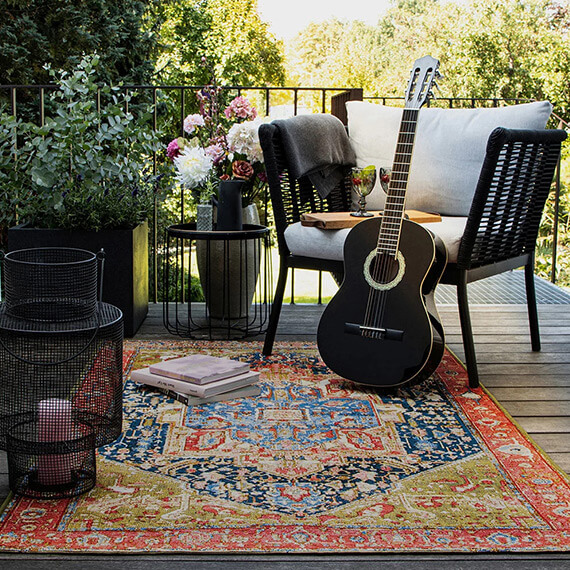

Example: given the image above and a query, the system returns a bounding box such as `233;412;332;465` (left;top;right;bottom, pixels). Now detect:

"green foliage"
287;0;570;114
286;19;385;93
152;0;213;86
0;0;156;87
158;263;205;303
154;0;285;87
0;55;164;234
0;113;33;243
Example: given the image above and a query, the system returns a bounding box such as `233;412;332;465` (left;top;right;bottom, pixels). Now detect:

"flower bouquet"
166;81;267;230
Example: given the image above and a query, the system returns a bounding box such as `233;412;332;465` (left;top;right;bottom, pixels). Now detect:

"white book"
144;384;262;406
131;366;259;398
149;354;249;385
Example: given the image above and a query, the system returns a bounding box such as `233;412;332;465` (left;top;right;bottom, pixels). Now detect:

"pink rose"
183;113;205;134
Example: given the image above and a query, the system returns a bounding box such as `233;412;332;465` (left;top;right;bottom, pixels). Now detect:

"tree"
152;0;213;86
287;19;384;92
372;0;570;118
285;0;570;119
0;0;157;86
450;0;570;110
155;0;285;87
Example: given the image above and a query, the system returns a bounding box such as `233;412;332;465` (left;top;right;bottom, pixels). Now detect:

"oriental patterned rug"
0;341;569;553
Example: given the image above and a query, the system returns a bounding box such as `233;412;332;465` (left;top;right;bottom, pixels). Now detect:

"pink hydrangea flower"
183;113;205;134
166;138;181;161
224;96;257;121
204;143;225;165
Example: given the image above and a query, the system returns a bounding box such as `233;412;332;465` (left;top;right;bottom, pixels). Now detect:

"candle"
37;398;73;486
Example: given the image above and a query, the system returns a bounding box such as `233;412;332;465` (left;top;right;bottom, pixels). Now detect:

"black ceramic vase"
216;180;244;231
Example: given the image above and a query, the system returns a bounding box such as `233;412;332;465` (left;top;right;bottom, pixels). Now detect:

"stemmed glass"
350;166;376;217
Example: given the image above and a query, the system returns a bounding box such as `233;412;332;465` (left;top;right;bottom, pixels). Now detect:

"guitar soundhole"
369;254;399;285
364;250;406;291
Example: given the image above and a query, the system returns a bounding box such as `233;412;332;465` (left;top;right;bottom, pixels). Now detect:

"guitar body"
317;217;446;388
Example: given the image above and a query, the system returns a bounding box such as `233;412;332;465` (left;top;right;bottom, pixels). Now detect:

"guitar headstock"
404;55;441;109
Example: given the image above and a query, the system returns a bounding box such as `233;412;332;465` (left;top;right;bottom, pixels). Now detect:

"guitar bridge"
345;322;404;341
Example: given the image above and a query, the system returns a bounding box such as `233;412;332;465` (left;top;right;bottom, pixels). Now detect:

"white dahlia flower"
174;146;213;189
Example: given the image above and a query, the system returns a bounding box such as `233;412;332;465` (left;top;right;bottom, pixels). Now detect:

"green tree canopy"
0;0;157;86
286;19;384;92
155;0;285;86
286;0;570;120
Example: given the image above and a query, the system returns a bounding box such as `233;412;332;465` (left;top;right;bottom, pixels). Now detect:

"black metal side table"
163;223;273;339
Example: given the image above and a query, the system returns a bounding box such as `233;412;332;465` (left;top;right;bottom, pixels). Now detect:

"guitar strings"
363;108;418;339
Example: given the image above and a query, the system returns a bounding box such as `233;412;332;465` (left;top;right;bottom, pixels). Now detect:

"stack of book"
131;354;260;406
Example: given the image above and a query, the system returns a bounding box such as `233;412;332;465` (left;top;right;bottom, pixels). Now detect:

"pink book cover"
148;354;250;384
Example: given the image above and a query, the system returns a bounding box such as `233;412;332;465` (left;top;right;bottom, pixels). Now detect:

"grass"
280;267;339;304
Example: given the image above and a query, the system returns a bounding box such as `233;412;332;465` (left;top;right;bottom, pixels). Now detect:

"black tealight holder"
7;415;96;499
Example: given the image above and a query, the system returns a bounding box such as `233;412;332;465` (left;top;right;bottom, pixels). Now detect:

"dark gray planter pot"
7;221;149;337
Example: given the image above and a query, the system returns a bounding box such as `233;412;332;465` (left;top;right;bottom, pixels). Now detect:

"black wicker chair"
259;122;352;356
439;127;566;388
260;122;566;390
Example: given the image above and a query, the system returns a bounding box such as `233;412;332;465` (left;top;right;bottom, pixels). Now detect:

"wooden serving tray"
300;210;442;229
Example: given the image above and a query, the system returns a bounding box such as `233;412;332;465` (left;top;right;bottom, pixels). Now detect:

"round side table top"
167;223;269;240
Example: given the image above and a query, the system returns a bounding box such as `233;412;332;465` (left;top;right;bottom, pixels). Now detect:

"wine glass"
379;167;391;193
350;166;376;217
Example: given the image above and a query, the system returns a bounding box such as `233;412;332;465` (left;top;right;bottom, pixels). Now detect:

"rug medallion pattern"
0;341;569;552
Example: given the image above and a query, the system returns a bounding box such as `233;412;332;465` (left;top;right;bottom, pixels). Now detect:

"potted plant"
3;55;162;336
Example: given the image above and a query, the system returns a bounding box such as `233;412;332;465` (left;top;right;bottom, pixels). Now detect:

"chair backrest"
259;123;352;256
457;127;566;270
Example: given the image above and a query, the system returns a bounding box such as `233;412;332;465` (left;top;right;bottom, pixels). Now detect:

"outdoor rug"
0;340;569;553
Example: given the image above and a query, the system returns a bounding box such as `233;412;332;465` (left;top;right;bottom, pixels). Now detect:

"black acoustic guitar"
317;56;447;388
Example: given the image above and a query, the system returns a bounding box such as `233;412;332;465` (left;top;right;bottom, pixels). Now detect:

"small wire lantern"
7;410;96;499
0;248;123;499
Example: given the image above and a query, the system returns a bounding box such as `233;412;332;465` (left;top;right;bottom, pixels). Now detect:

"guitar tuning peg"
435;70;444;79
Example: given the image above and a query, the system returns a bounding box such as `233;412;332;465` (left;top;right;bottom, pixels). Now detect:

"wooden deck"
1;297;569;568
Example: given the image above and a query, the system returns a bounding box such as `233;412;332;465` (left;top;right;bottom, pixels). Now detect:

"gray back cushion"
347;101;553;216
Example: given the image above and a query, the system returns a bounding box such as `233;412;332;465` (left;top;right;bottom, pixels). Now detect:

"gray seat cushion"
284;216;468;264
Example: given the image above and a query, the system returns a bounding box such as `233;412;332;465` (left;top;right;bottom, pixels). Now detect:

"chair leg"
456;272;480;389
263;258;289;356
524;259;541;352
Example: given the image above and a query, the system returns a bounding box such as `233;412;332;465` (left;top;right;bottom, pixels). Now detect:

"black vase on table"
216;180;244;231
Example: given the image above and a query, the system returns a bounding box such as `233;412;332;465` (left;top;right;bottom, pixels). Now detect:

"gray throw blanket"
272;114;356;198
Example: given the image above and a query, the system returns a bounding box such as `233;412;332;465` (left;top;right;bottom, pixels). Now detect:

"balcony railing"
1;84;566;302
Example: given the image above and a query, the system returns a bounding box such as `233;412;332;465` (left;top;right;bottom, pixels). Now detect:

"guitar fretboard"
377;108;419;256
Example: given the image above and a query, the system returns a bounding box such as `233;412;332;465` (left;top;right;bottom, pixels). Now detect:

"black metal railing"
1;84;566;303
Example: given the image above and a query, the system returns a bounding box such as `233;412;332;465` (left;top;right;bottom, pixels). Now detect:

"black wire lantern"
0;248;123;499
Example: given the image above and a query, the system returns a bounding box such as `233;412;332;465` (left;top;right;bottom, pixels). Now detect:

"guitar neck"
377;108;420;255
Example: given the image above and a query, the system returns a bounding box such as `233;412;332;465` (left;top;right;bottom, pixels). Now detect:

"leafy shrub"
0;55;164;235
